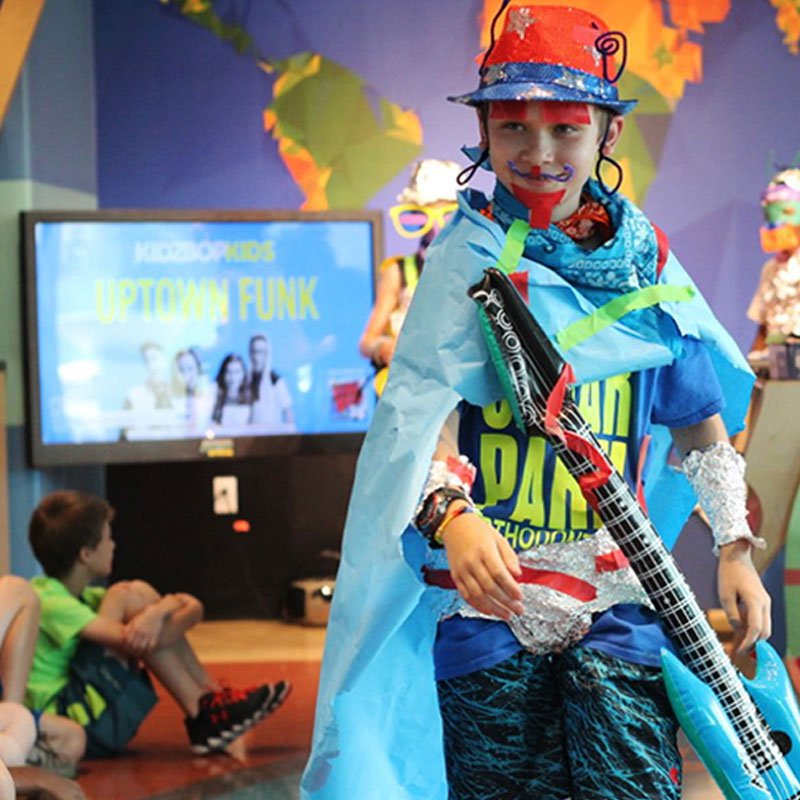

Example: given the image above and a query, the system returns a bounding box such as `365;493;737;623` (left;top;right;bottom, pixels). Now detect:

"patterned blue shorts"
437;647;681;800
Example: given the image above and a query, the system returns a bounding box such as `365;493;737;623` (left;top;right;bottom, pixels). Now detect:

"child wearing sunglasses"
358;159;460;394
305;6;768;799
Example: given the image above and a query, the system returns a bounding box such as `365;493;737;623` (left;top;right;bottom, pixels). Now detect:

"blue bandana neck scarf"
491;180;659;291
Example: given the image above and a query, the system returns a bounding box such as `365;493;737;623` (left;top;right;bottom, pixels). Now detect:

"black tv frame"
21;208;383;467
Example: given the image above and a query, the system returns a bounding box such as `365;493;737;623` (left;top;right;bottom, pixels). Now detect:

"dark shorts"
437;647;681;800
54;640;158;758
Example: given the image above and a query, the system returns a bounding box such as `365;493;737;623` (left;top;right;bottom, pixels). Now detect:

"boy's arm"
124;592;203;654
358;260;401;366
428;409;524;620
670;413;772;656
79;614;132;654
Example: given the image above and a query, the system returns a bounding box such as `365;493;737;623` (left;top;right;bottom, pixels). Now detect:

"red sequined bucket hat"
449;5;637;115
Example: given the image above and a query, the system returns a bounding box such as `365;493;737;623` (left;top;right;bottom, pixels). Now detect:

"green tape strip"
496;219;530;275
555;284;696;352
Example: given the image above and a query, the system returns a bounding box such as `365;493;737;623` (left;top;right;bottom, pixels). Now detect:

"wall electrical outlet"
212;476;239;515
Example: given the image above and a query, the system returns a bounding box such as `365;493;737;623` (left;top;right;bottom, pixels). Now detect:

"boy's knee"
0;576;39;613
0;761;13;800
63;720;87;763
176;593;204;621
0;702;36;765
127;579;160;604
107;579;160;613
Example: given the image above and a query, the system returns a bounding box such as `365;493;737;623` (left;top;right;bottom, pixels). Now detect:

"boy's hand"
123;605;165;656
717;539;772;657
440;508;524;620
9;766;87;800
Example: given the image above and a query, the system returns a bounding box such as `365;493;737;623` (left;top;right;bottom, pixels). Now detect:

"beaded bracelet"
415;486;471;548
433;504;476;546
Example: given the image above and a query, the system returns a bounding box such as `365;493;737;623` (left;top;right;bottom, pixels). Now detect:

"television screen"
23;210;382;466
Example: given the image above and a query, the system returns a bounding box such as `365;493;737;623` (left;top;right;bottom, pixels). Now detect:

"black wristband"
415;486;468;548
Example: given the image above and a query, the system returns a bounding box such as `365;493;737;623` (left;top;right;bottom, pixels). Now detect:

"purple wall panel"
643;1;800;350
94;1;800;345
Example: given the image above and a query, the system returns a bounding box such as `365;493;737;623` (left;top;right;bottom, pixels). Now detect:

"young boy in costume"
303;6;770;799
24;491;290;758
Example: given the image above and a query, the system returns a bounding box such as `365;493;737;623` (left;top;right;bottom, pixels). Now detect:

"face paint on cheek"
508;161;575;183
511;183;566;230
489;100;527;120
540;101;591;125
508;161;542;179
764;201;800;227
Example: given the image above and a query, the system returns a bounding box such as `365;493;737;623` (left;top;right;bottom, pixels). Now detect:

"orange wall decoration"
767;0;800;54
479;0;730;107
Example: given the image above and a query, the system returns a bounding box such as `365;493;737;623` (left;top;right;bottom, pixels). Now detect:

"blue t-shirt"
434;338;723;681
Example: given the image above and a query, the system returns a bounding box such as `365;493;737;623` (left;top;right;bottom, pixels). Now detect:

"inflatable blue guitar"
469;267;800;800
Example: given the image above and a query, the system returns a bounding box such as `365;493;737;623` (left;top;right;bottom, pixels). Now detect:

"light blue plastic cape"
301;189;754;799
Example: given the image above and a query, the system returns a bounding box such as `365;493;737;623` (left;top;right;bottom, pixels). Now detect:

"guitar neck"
549;402;782;773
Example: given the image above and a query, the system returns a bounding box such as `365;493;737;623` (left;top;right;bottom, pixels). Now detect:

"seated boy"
24;491;290;758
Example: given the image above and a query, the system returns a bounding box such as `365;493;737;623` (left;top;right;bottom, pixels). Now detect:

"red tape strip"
543;364;613;509
594;549;630;573
446;455;477;490
422;565;597;602
635;434;651;513
489;100;526;120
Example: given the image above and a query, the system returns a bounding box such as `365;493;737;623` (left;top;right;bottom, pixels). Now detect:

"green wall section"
785;491;800;657
0;0;102;576
0;178;96;426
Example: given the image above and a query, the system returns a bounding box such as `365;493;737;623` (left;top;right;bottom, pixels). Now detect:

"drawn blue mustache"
507;162;575;182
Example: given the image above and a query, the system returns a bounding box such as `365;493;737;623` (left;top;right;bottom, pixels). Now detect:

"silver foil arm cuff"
680;441;767;556
413;456;477;523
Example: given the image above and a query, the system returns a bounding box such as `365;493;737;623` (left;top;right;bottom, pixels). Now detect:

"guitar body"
469;267;800;800
662;642;800;799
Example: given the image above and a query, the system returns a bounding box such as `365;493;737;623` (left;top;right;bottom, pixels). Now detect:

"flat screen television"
22;210;382;466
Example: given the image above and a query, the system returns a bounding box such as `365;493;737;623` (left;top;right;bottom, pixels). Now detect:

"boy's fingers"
498;536;522;578
720;593;741;634
737;598;771;656
484;547;523;600
456;571;514;620
473;561;523;616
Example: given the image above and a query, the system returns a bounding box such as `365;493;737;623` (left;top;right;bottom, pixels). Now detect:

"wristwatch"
415;486;469;548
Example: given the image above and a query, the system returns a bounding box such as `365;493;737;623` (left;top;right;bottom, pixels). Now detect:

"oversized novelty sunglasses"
389;203;458;239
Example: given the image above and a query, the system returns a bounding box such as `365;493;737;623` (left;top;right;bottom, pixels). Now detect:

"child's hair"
29;491;114;579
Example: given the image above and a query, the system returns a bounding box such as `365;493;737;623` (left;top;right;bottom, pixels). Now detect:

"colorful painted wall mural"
768;0;800;54
157;0;422;210
93;0;800;357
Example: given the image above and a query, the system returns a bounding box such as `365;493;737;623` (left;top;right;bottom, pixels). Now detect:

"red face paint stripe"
489;100;526;120
511;184;565;229
540;101;591;125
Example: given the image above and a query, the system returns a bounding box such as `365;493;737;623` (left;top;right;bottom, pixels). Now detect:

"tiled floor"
75;621;323;800
72;620;743;799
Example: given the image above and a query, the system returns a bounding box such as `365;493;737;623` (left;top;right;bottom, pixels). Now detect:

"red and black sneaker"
184;680;291;754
